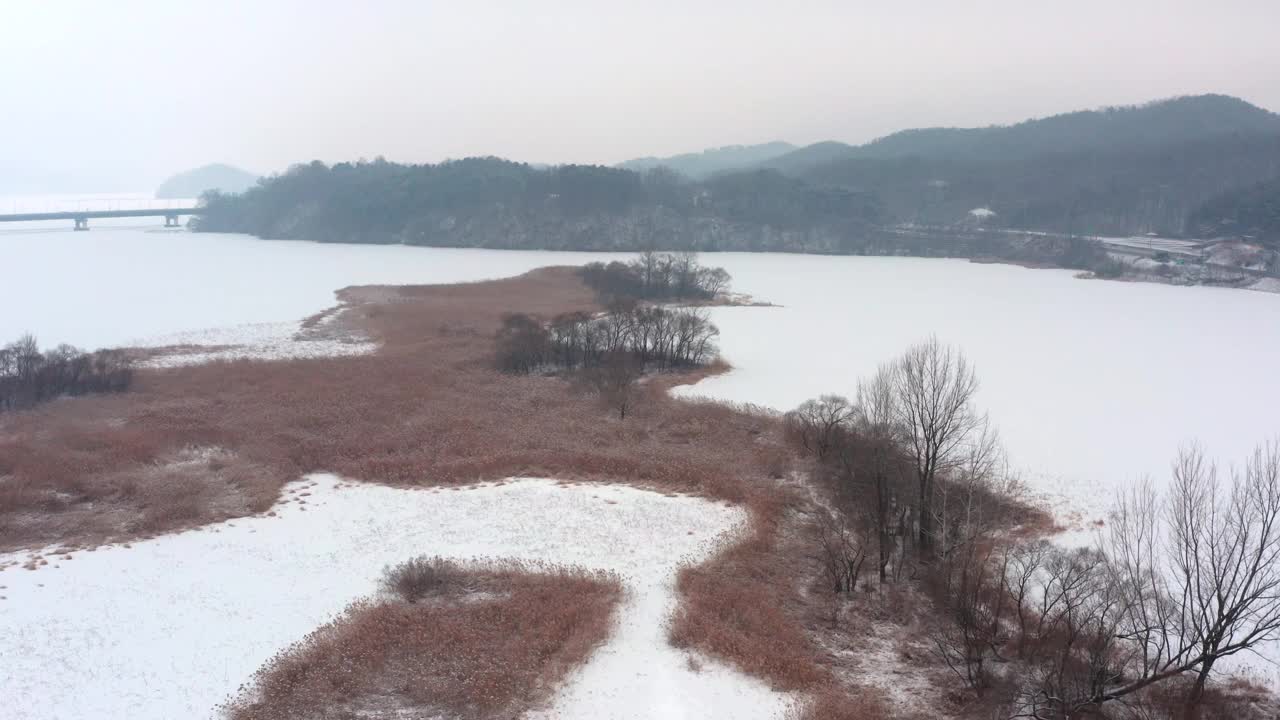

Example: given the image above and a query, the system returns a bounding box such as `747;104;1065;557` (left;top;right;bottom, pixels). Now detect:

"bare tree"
928;442;1022;699
1013;546;1123;719
697;266;732;297
578;254;730;302
636;249;661;294
933;419;1006;562
495;313;550;373
670;251;699;297
891;337;985;556
853;366;908;583
1116;443;1280;718
1016;442;1280;719
1002;540;1053;653
785;394;854;460
582;351;643;419
930;537;1008;696
811;505;867;617
0;333;133;413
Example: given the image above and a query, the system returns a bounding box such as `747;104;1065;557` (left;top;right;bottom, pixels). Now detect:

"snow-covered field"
0;476;789;720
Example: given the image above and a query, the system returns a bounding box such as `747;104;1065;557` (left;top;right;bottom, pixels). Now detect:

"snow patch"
0;475;792;720
131;319;377;367
1249;277;1280;294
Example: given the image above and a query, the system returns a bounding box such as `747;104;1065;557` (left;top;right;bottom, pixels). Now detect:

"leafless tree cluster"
917;442;1280;720
812;506;868;597
1054;442;1280;719
784;394;855;460
0;333;133;412
930;535;1015;694
783;339;1277;716
497;304;719;374
893;338;991;556
786;337;1001;598
578;251;731;302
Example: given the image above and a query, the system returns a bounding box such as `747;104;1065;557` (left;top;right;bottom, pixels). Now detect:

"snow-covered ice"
672;253;1280;685
674;253;1280;529
0;226;625;351
0;476;791;720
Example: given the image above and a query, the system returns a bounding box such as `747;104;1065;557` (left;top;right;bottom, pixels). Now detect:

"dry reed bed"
0;267;884;715
223;560;623;720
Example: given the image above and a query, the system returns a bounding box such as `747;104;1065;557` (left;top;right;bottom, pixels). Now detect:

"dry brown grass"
1130;673;1280;720
222;560;622;720
0;265;1051;719
787;685;896;720
670;485;827;692
0;267;839;706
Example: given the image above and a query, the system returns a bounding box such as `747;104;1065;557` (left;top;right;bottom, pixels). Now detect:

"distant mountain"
156;164;259;199
188;94;1280;254
762;95;1280;235
618;142;795;179
755;141;856;176
765;95;1280;174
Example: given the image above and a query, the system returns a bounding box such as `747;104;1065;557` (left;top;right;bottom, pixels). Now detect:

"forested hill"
1188;178;1280;248
193;159;886;253
765;94;1280;236
617;142;795;179
766;95;1280;173
195;95;1280;247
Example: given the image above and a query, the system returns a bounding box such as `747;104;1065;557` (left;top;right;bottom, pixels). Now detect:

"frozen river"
1;217;615;350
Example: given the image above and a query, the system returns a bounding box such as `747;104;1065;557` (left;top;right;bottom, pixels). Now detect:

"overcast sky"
3;0;1279;192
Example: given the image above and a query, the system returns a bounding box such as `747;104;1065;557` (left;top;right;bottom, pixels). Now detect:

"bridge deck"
0;208;205;223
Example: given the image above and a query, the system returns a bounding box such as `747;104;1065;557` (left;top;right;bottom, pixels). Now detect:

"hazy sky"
4;0;1279;191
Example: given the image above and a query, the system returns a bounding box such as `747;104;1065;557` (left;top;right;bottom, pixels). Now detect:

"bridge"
0;207;205;231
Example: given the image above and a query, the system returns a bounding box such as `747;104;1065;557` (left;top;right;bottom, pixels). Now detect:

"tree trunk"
918;475;935;556
1182;660;1214;720
878;531;889;583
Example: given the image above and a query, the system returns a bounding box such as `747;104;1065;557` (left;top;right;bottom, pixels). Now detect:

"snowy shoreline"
128;313;377;368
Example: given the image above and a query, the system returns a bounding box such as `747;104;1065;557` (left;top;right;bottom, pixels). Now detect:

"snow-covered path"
532;576;790;720
0;476;792;720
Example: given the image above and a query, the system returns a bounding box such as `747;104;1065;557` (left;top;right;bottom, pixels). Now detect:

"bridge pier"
73;216;89;232
164;214;180;228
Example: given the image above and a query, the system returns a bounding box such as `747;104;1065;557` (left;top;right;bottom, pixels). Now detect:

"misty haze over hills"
617;142;796;179
155;164;259;199
756;94;1280;172
197;94;1280;250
